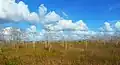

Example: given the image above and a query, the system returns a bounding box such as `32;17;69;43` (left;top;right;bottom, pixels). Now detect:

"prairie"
0;41;120;65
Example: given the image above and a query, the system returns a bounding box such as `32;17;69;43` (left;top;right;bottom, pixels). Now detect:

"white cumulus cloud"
44;11;61;24
26;25;37;32
1;0;119;41
115;21;120;30
39;4;47;17
100;22;113;32
0;0;39;23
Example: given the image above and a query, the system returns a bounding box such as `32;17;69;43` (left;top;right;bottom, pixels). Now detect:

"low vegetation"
0;41;120;65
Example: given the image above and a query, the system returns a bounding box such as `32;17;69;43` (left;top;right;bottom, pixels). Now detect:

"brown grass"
0;41;120;65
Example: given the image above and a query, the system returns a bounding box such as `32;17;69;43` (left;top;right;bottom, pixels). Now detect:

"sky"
15;0;120;29
0;0;120;41
0;0;120;30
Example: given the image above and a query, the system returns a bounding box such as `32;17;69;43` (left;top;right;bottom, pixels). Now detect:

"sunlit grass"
0;41;120;65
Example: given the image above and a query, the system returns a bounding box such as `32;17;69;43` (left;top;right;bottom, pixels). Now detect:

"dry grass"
0;41;120;65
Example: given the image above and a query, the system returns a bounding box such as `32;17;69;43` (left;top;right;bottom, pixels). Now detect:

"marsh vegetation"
0;41;120;65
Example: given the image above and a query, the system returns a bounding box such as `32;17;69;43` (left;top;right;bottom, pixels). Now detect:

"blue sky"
0;0;120;41
16;0;120;19
1;0;120;31
15;0;120;29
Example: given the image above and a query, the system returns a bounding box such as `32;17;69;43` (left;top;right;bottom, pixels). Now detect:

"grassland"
0;41;120;65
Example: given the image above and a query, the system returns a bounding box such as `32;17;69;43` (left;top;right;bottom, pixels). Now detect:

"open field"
0;41;120;65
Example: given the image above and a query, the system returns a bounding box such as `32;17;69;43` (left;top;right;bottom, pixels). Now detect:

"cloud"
44;11;61;24
62;11;68;18
24;25;49;41
39;19;90;41
1;26;22;40
74;20;88;31
115;21;120;31
39;4;47;17
2;27;13;35
0;0;39;23
23;25;37;41
104;22;113;31
0;0;62;24
57;20;75;29
59;20;88;31
0;0;119;41
0;0;63;25
28;12;40;23
44;19;88;32
0;26;92;41
26;25;37;32
100;22;113;32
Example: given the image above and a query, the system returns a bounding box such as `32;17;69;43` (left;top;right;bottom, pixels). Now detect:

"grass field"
0;41;120;65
